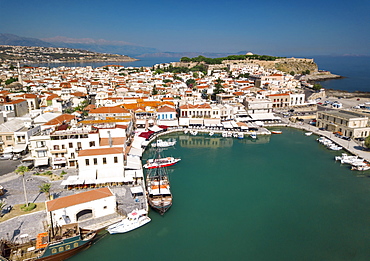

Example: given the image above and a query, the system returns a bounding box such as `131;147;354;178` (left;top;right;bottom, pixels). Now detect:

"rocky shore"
306;73;343;81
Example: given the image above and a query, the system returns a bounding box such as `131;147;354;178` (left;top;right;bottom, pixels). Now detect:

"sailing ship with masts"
145;149;173;215
0;223;96;261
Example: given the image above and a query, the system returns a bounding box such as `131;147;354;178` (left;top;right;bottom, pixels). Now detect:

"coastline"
25;57;139;65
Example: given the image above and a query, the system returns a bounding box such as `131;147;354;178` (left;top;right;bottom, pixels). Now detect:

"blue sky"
1;0;369;56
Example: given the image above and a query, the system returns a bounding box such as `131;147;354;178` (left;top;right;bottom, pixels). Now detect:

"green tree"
364;136;370;149
5;77;18;85
39;183;52;200
15;166;29;207
312;83;323;91
290;71;295;76
152;86;158;95
180;57;191;62
186;79;197;88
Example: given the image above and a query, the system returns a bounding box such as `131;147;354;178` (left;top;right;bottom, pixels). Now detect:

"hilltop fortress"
172;57;318;75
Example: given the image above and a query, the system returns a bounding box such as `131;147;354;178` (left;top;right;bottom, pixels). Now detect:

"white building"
46;187;116;225
77;147;127;184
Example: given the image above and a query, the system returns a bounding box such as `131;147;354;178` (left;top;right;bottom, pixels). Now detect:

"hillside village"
1;56;370;167
1;56;370;240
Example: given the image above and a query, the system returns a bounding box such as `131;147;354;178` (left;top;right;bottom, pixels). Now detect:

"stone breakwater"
306;73;342;81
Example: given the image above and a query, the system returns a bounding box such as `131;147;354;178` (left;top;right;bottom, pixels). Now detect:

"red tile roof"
44;114;75;126
46;187;114;211
157;106;176;112
78;147;124;157
89;106;130;114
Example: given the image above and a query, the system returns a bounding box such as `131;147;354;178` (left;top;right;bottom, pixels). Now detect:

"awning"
131;136;146;149
138;131;154;139
157;120;179;126
204;119;221;126
3;147;13;153
13;144;27;153
179;118;190;126
34;157;49;167
128;147;143;157
136;119;146;125
61;176;83;186
125;156;142;170
149;188;171;195
249;113;281;121
189;118;204;125
125;169;144;178
130;186;144;194
222;121;233;129
149;125;162;132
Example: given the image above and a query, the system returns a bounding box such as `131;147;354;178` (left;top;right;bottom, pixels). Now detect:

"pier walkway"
284;120;370;162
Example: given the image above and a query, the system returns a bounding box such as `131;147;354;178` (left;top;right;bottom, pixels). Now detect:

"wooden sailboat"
146;149;173;215
0;223;96;261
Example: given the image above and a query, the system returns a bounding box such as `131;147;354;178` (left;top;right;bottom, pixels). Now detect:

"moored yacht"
107;209;151;234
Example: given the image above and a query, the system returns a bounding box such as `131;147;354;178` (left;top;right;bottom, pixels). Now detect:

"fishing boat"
146;150;173;215
107;209;151;234
351;163;370;171
151;139;176;148
143;156;181;169
271;130;282;134
250;132;257;139
237;132;244;139
0;223;96;261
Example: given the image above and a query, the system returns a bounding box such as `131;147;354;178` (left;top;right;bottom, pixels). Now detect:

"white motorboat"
209;131;214;136
250;132;257;139
143;156;181;169
190;130;198;135
328;144;342;151
305;132;313;136
222;131;228;137
237;132;244;139
351;163;370;171
151;139;176;148
107;209;151;234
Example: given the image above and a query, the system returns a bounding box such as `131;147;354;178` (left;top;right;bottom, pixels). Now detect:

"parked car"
0;153;13;160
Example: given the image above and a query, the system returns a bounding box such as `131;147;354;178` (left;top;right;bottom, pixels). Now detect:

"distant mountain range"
0;33;53;48
0;33;249;58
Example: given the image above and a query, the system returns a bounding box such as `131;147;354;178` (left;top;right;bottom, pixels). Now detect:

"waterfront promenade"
285;120;370;162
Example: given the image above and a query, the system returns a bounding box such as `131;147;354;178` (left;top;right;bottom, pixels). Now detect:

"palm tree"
39;183;51;200
15;166;29;207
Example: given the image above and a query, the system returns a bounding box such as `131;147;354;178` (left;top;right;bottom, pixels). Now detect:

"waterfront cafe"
61;174;134;190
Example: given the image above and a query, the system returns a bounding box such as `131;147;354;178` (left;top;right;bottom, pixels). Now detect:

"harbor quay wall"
149;122;370;163
286;122;370;163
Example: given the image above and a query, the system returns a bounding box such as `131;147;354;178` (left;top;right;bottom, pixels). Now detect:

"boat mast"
49;211;55;238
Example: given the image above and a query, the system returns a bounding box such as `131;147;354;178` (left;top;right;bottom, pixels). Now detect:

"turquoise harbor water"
70;128;370;261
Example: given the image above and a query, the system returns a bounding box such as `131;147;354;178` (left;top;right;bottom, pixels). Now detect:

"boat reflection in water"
178;133;270;148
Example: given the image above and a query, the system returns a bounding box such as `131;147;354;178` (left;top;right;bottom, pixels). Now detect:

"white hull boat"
144;157;181;169
107;209;151;234
151;139;176;148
